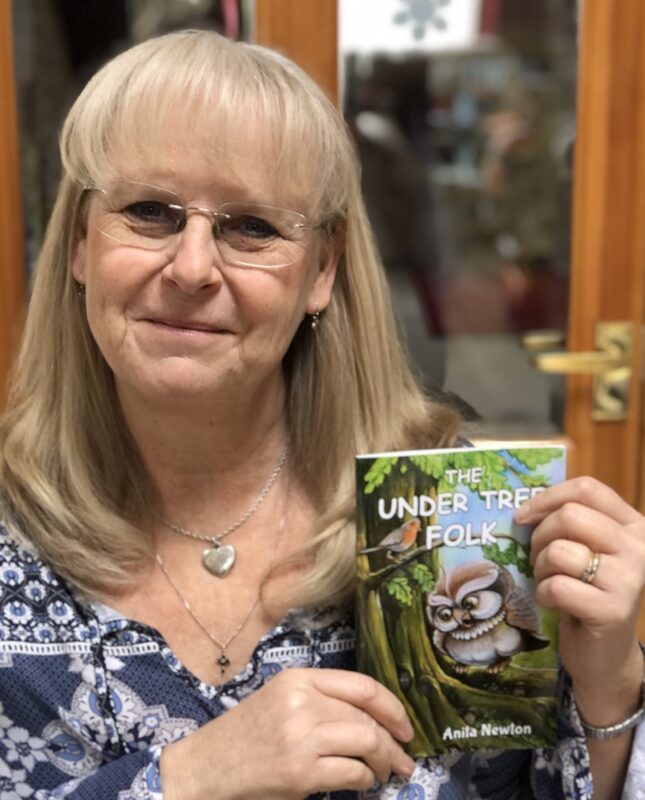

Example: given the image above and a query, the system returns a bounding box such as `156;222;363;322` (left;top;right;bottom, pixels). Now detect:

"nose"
163;213;223;294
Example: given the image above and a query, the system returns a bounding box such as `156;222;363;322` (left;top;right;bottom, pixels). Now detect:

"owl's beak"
455;609;474;627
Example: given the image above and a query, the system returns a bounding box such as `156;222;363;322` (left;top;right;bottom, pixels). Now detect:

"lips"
144;317;227;334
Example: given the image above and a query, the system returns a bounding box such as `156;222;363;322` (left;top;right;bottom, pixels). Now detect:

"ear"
70;231;88;286
305;227;345;315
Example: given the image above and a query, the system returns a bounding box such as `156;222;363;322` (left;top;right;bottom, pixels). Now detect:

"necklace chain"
157;446;287;544
156;505;287;674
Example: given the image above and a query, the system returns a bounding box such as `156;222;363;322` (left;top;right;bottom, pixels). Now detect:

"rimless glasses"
83;180;322;269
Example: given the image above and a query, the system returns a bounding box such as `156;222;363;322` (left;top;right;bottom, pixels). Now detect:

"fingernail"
514;505;530;522
395;755;416;778
400;720;415;741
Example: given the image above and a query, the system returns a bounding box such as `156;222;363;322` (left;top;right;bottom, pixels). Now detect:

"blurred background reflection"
341;0;577;437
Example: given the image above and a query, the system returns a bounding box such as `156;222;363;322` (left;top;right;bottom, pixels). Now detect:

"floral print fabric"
0;522;637;799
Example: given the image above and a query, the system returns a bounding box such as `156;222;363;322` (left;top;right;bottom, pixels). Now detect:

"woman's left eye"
126;201;172;222
228;215;279;239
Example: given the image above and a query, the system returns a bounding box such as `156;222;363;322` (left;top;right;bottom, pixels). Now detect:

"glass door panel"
341;0;578;438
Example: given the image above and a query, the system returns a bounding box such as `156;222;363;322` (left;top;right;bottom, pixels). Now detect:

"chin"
118;360;231;405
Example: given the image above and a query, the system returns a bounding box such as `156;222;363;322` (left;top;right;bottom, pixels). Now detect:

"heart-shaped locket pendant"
202;544;236;577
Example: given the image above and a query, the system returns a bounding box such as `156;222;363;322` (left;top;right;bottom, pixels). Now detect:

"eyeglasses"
83;180;321;269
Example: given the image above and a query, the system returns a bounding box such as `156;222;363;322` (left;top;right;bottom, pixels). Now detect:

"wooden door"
0;0;25;408
563;0;645;501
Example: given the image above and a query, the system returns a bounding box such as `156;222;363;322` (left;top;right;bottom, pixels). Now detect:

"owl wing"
505;586;546;638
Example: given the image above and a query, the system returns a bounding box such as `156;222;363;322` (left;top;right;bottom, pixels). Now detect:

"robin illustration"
360;518;421;560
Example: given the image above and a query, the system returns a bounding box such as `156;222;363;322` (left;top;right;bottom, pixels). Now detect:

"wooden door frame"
255;0;338;102
0;0;26;407
565;0;645;505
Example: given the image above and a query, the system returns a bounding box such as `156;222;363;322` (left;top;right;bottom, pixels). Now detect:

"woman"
0;29;643;799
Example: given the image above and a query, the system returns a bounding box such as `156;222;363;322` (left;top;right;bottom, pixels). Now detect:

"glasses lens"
92;182;183;251
216;203;309;268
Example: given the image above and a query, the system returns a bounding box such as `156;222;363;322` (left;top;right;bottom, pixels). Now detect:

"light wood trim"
0;0;25;407
637;63;645;516
565;0;645;505
635;8;645;643
565;0;645;640
254;0;338;103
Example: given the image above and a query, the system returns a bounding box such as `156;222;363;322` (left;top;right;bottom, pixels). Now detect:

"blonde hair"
0;30;460;604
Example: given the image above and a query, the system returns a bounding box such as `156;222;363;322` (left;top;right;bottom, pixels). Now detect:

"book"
355;443;566;756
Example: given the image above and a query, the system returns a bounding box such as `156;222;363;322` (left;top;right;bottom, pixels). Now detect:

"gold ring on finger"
579;551;601;584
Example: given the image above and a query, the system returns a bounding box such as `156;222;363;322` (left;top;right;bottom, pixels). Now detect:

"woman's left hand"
515;476;645;715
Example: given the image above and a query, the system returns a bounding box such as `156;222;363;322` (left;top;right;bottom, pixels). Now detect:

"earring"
310;309;321;331
75;282;86;297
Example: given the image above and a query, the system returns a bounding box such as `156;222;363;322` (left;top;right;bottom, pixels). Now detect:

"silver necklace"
157;446;287;578
155;507;286;675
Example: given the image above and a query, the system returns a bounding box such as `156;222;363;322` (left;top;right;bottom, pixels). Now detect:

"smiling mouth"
145;318;227;334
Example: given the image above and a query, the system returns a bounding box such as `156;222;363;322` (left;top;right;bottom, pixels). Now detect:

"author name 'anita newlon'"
442;722;533;741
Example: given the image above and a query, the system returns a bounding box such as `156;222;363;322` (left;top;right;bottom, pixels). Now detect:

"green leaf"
518;474;551;488
410;454;447;479
363;457;399;494
482;540;533;577
384;576;414;606
411;563;435;593
508;447;563;470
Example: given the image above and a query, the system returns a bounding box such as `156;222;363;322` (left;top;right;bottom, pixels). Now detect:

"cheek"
236;300;304;371
84;229;155;309
234;269;312;340
82;250;145;354
85;267;126;326
83;288;129;368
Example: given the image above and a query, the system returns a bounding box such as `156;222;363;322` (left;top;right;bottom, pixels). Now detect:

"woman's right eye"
124;201;172;223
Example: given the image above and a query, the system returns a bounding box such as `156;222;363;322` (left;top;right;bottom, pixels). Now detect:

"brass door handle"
523;322;632;421
531;348;627;374
521;330;566;352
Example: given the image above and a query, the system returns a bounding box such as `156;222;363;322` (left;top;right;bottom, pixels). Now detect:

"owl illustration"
426;561;549;673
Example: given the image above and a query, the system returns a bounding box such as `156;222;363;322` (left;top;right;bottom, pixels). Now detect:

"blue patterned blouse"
0;522;642;799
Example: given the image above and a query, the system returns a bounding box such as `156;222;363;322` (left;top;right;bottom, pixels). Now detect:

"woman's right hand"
159;667;416;799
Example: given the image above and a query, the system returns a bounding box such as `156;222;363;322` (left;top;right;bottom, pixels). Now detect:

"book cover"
355;444;566;756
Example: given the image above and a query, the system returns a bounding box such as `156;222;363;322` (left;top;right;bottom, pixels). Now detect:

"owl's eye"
462;594;479;610
436;606;453;623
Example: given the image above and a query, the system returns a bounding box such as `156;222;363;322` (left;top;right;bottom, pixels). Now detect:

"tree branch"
361;547;428;589
360;532;533;590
